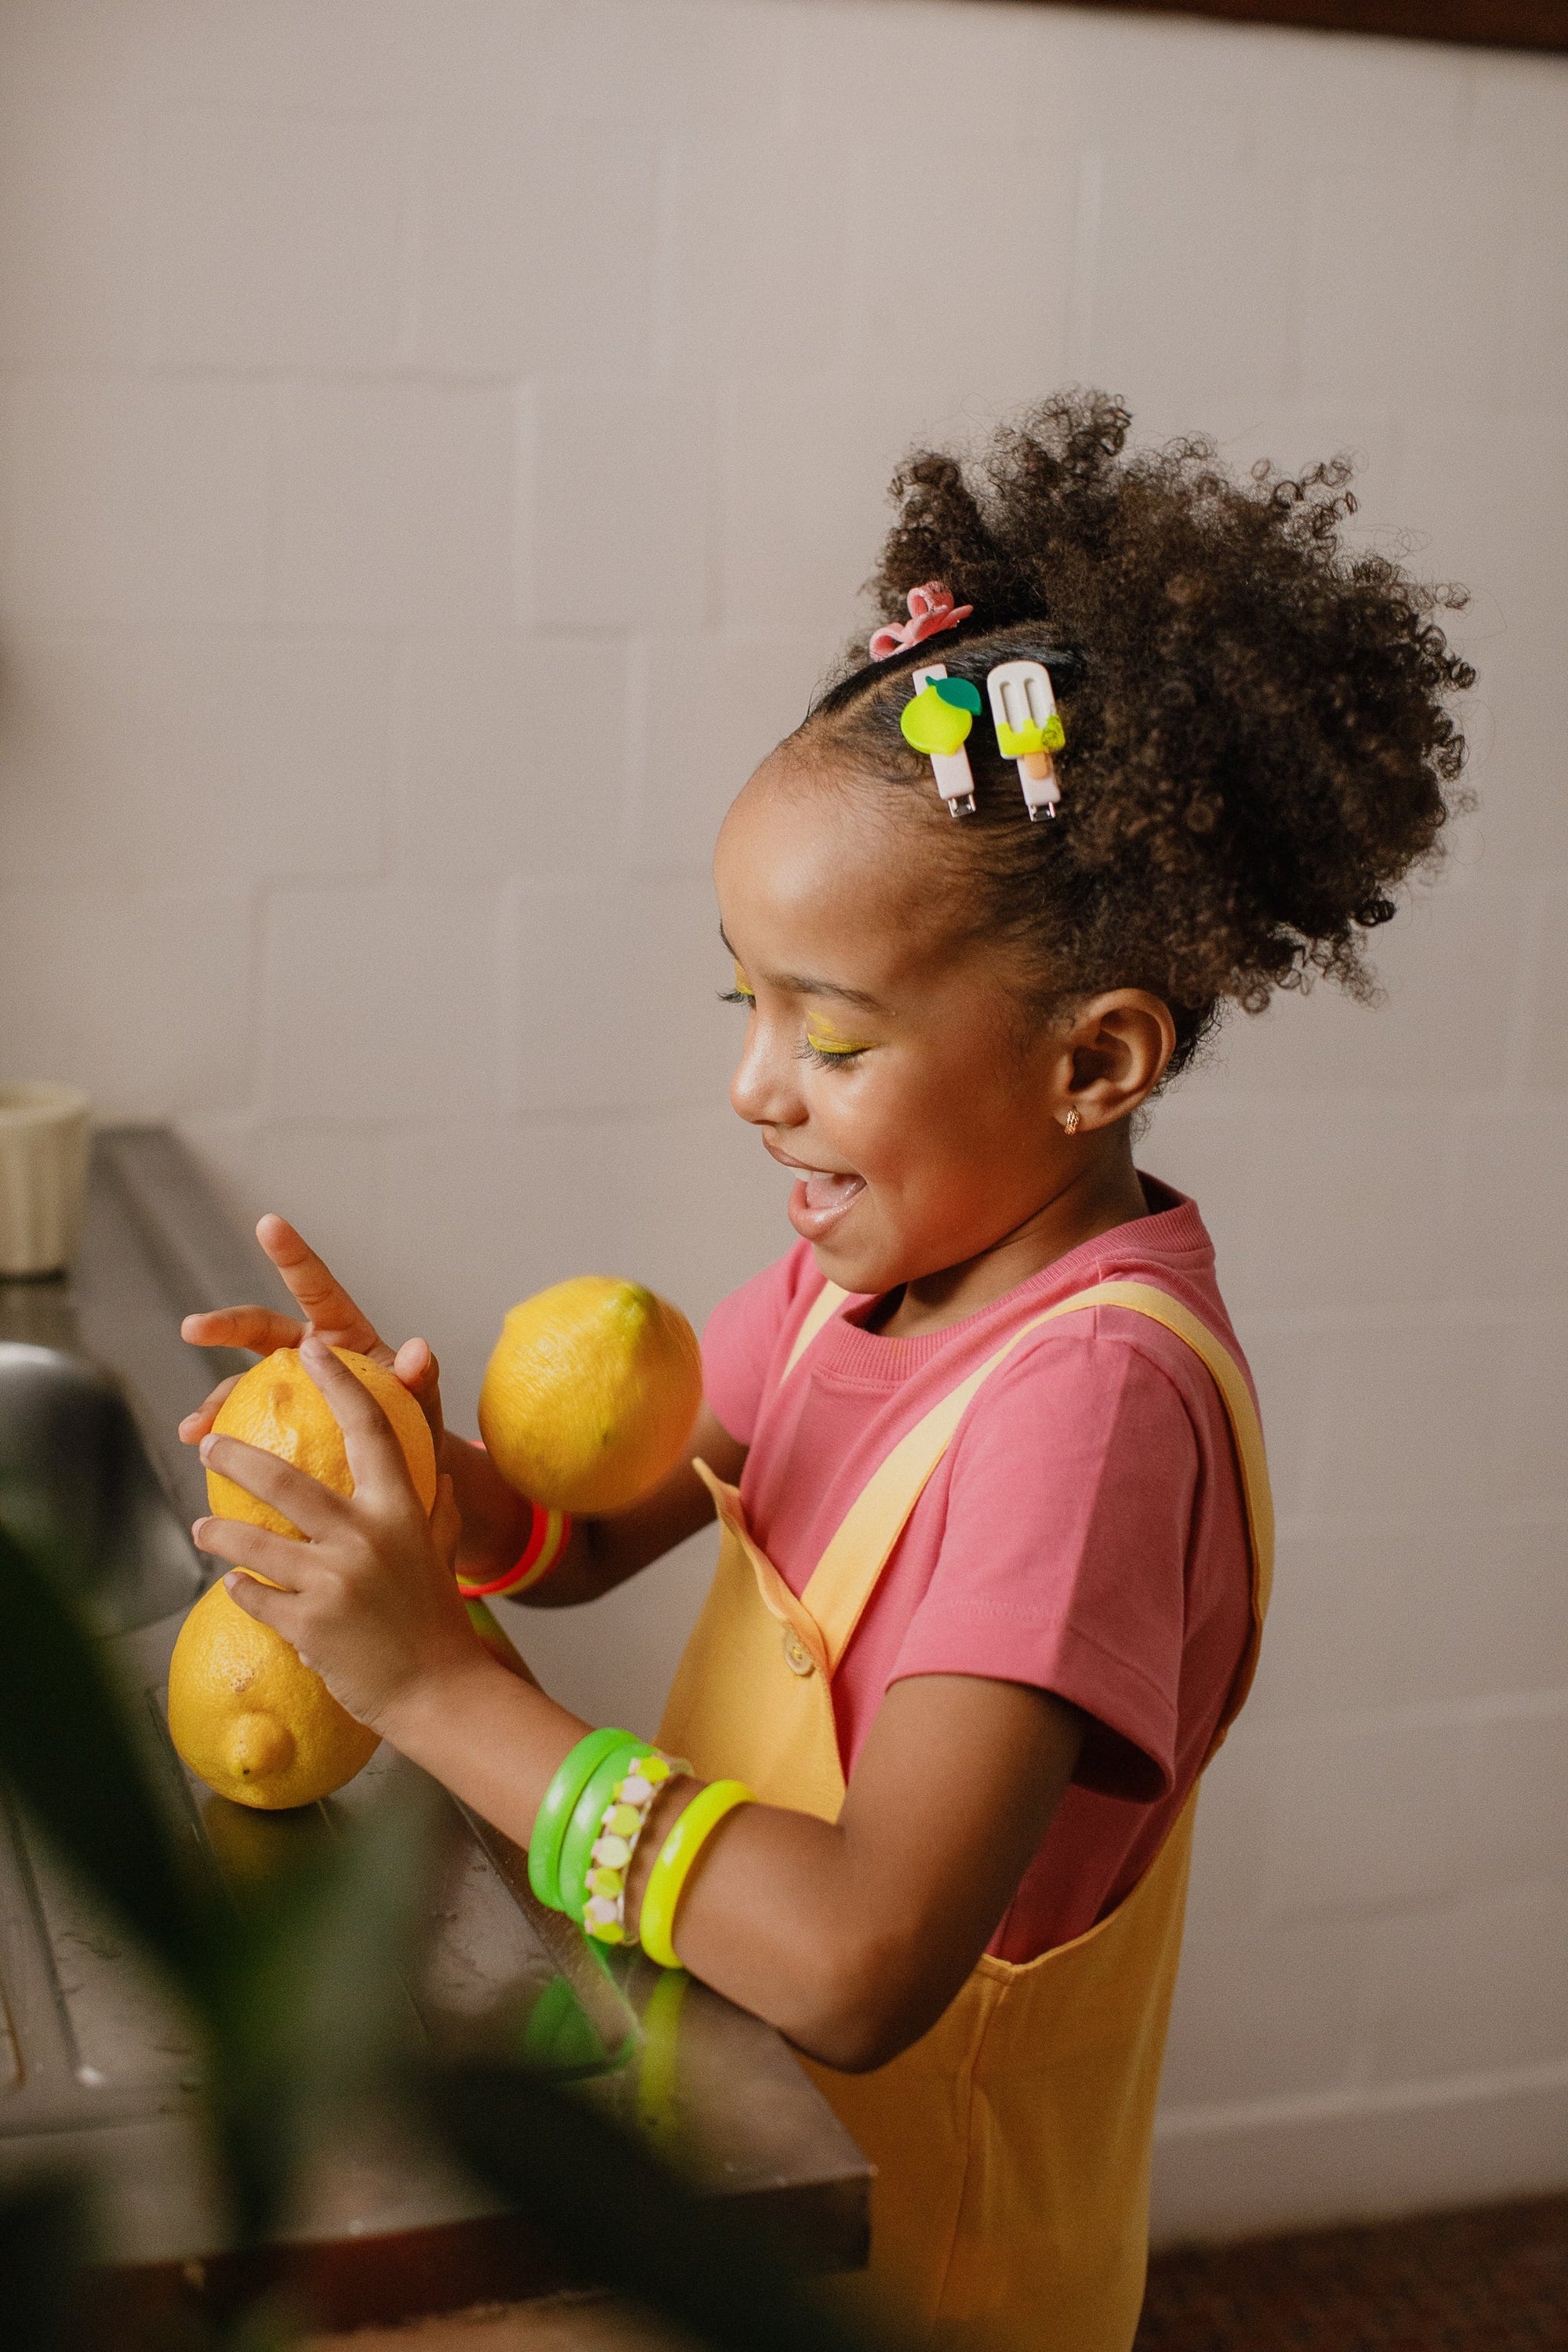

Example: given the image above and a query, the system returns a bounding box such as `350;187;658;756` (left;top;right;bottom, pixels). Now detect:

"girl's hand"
192;1338;478;1731
178;1213;445;1454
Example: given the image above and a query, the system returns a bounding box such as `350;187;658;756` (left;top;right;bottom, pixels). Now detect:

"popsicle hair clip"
987;659;1066;820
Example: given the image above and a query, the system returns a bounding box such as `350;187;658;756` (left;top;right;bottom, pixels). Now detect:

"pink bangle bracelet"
456;1502;572;1599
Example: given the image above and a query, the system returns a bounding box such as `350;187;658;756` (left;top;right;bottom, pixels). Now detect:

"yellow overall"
659;1281;1272;2352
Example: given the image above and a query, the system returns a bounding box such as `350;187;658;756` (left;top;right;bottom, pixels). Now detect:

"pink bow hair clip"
869;580;975;662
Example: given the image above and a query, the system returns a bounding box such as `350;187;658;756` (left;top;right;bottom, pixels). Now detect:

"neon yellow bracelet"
637;1778;755;1970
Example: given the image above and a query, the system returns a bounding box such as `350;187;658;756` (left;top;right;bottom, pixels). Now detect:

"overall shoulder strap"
800;1280;1272;1699
1072;1281;1272;1624
781;1279;851;1381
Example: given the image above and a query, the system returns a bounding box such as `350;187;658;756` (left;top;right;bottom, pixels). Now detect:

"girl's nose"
730;1017;805;1131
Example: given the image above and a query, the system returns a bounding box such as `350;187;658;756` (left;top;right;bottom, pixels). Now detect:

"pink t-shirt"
700;1180;1258;1962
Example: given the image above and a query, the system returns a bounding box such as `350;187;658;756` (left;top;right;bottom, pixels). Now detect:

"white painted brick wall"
0;0;1563;2243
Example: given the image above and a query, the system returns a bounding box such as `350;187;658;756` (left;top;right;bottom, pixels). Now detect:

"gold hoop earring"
1062;1107;1080;1136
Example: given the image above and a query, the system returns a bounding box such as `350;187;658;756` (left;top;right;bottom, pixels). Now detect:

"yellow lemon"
478;1278;702;1515
168;1346;437;1810
204;1345;437;1537
168;1581;379;1811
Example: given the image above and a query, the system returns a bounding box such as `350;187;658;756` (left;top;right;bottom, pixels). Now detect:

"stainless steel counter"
0;1128;869;2332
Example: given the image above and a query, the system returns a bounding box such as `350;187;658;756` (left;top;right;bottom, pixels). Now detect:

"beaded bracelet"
577;1753;679;1945
528;1726;641;1911
637;1779;755;1971
557;1745;649;1926
457;1501;572;1601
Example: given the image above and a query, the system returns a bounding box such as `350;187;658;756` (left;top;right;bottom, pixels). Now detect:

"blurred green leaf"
424;2060;869;2352
213;2289;310;2352
0;2176;89;2352
216;1776;438;2103
205;1777;441;2242
519;1972;630;2080
0;1518;438;2257
0;1521;223;1998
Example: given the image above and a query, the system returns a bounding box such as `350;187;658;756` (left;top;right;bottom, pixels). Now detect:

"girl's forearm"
377;1660;880;2062
629;1678;1084;2071
379;1647;590;1843
382;1662;1076;2078
441;1436;674;1606
440;1439;664;1603
623;1792;898;2068
385;1663;892;2067
442;1433;535;1578
444;1403;745;1605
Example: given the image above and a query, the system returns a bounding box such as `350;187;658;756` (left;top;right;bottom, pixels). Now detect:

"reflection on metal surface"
26;1820;201;2092
0;1344;202;1635
634;1962;688;2154
0;1974;18;2092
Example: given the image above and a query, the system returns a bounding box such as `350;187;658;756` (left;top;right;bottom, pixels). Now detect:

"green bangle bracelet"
528;1726;639;1911
638;1779;755;1971
557;1744;647;1926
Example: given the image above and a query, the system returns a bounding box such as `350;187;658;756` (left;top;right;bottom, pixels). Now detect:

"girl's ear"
1063;991;1175;1129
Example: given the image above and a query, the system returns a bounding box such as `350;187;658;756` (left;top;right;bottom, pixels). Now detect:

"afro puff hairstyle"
800;392;1474;1076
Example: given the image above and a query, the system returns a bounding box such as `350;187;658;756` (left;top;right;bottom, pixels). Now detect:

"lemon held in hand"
479;1278;702;1516
168;1347;437;1811
204;1345;437;1534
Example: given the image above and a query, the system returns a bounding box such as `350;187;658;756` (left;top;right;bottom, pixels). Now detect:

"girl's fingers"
431;1473;461;1569
392;1335;445;1443
220;1569;298;1633
257;1215;393;1364
193;1517;307;1588
178;1372;243;1446
298;1338;413;1503
198;1430;349;1539
180;1306;307;1355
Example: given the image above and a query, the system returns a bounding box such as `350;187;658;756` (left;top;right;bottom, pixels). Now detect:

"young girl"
181;396;1472;2352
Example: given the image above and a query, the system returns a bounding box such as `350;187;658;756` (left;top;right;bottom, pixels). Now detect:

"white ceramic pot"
0;1085;92;1276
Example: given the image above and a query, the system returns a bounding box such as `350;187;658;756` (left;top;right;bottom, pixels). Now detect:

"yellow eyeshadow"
732;960;755;1000
806;1024;877;1057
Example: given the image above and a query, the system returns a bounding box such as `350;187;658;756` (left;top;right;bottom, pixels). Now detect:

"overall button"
782;1629;815;1678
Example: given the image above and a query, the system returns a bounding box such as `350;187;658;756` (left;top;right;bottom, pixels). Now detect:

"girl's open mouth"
787;1167;867;1241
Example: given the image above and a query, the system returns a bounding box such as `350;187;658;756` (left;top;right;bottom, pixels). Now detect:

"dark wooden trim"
74;2180;871;2346
990;0;1568;52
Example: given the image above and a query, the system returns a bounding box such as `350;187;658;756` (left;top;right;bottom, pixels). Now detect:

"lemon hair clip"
901;664;983;817
987;659;1066;819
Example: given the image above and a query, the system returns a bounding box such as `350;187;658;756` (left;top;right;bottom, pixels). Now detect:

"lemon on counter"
478;1277;702;1516
168;1346;437;1811
168;1580;379;1811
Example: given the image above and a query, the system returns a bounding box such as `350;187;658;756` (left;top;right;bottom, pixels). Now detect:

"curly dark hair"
797;392;1474;1077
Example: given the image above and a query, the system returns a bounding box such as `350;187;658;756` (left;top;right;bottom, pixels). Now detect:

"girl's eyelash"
717;987;867;1066
801;1039;869;1069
